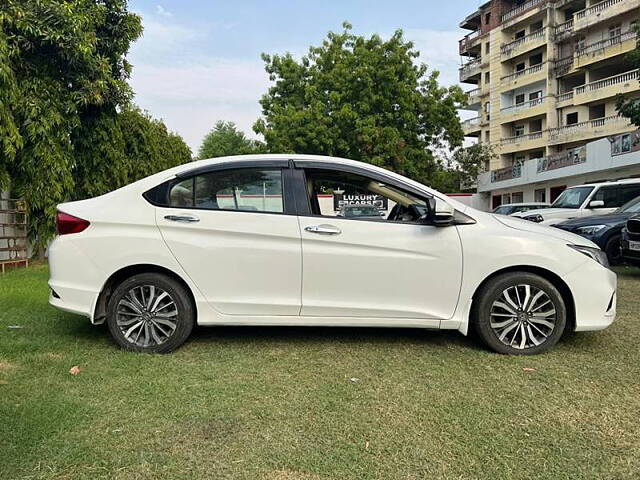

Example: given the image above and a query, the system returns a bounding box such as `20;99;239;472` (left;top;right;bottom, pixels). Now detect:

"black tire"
604;234;622;266
472;272;566;355
106;273;195;353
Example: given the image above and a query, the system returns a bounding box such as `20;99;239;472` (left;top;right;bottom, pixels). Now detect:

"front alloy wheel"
474;272;567;355
107;273;195;353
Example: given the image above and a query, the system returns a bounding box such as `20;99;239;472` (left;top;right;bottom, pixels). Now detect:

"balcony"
556;91;574;107
574;31;637;69
554;19;574;41
574;0;640;33
500;96;548;122
462;116;482;136
548;115;634;144
459;58;482;82
501;62;546;87
501;0;545;24
465;87;484;109
500;131;546;153
491;164;523;183
501;28;546;60
553;56;575;77
574;70;639;105
459;30;482;55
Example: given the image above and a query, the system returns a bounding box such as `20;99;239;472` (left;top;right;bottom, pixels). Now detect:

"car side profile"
49;155;617;355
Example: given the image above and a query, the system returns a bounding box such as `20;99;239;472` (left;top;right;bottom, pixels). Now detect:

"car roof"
498;202;548;207
569;178;640;188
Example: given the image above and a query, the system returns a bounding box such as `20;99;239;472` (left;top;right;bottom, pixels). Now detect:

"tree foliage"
254;22;466;186
197;121;265;159
0;1;191;252
616;22;640;124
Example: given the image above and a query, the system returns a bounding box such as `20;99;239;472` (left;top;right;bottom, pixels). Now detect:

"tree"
616;22;640;124
0;0;142;252
197;121;265;159
73;107;192;199
253;22;466;186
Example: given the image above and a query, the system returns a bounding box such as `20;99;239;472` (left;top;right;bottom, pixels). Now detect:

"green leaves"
617;20;640;125
197;121;266;160
254;24;465;186
0;1;190;255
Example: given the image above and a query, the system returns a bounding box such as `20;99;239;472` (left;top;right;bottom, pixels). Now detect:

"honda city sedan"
49;155;616;355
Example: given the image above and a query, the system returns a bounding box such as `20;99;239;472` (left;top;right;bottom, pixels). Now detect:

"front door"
296;167;463;321
156;166;302;316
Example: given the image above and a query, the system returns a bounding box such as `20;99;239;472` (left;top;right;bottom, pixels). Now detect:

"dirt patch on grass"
0;360;15;372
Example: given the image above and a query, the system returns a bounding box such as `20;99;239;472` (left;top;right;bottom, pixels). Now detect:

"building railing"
556;91;574;103
501;28;546;56
466;87;481;98
537;147;587;173
574;70;639;95
500;96;547;114
491;163;523;183
575;0;624;21
501;131;543;145
554;19;574;39
460;58;482;79
462;116;482;129
501;62;545;82
576;31;636;58
548;115;630;140
459;30;481;53
501;0;544;23
554;56;574;76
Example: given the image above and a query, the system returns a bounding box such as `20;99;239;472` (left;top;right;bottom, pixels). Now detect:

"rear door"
155;163;302;316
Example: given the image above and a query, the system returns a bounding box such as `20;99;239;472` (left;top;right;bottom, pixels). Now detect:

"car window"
304;168;428;223
551;186;594;209
493;206;512;215
169;168;284;213
619;185;640;207
593;186;620;208
620;195;640;213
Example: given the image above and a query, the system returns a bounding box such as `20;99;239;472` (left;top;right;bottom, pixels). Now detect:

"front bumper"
562;260;617;332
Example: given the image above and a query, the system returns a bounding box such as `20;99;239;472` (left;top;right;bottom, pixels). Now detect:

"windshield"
493;206;513;215
551;187;594;209
344;206;380;217
619;196;640;213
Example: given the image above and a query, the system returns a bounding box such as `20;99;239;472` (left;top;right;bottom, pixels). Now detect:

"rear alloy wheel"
106;273;194;353
473;272;566;355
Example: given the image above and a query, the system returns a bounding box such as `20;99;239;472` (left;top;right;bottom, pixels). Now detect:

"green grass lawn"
1;265;640;479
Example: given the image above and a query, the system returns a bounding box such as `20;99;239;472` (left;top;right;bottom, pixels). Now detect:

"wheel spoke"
493;301;517;315
150;291;169;312
491;318;516;329
498;322;519;341
529;317;555;329
124;320;144;339
518;323;527;349
527;325;542;346
119;299;142;314
502;289;520;311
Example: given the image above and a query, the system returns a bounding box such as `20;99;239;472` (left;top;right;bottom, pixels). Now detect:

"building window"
515;93;526;105
485;72;491;84
485;12;492;25
514;125;525;137
512;192;524;203
502;193;512;204
530;20;543;32
609;24;622;41
534;188;546;202
529;53;543;66
566;112;579;125
485;42;490;54
530;119;543;133
589;104;605;120
529;90;542;101
516;62;526;72
515;29;526;40
485;130;491;143
530;150;544;159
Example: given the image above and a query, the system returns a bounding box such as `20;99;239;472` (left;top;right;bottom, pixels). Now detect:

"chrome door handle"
304;224;341;235
164;214;200;223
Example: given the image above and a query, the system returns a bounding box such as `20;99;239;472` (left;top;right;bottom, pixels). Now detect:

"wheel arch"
470;265;576;334
93;264;197;325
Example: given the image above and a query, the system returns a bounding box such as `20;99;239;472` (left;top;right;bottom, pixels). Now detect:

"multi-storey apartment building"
459;0;640;209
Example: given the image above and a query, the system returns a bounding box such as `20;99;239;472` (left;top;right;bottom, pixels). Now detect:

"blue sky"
128;0;482;151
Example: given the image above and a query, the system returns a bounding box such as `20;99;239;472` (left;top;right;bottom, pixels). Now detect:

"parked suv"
512;179;640;226
621;215;640;266
554;195;640;265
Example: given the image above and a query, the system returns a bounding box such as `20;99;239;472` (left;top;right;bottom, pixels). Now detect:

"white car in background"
513;179;640;226
49;155;616;355
492;202;550;216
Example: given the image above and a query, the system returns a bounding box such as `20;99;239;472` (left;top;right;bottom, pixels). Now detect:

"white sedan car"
49;155;617;355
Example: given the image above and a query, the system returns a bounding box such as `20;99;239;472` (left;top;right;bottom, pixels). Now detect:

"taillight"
56;211;90;235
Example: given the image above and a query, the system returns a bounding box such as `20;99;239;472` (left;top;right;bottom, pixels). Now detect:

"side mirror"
589;200;605;209
422;198;455;226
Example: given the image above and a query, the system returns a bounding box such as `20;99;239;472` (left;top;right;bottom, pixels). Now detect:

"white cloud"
404;28;462;87
156;5;172;18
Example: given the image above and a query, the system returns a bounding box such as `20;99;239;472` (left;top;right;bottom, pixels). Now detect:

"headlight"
524;214;544;223
575;225;607;235
568;244;609;268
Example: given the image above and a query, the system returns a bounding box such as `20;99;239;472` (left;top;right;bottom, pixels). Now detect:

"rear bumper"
563;260;617;332
48;236;103;322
